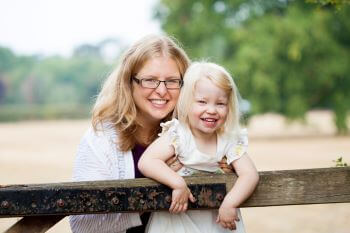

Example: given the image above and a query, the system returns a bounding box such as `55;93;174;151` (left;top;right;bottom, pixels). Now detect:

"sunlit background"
0;0;349;232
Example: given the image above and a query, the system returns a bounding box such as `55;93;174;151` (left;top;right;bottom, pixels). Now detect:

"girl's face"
188;77;229;138
132;56;181;126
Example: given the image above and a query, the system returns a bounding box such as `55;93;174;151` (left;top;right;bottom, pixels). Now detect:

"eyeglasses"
132;76;183;89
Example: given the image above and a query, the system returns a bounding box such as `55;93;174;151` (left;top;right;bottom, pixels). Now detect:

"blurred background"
0;0;349;232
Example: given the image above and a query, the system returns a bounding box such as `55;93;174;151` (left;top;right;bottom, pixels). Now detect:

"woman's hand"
166;156;183;172
216;201;240;230
218;156;235;173
169;186;195;214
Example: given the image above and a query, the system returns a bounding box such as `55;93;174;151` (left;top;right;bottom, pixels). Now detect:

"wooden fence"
1;167;349;233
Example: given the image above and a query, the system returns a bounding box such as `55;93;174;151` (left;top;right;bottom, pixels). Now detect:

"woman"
69;34;190;233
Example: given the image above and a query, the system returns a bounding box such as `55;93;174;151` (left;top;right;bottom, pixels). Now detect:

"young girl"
138;61;259;233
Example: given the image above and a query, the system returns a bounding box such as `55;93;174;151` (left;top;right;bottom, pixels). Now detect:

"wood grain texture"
4;216;64;233
243;167;350;207
1;167;349;218
2;167;350;232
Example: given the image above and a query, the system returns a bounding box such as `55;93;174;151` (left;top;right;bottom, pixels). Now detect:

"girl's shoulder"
235;128;248;144
159;119;180;136
219;128;248;164
159;119;192;155
222;128;248;144
159;119;190;137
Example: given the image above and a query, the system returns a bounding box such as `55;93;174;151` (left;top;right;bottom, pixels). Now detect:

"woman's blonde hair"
92;34;190;151
176;61;241;135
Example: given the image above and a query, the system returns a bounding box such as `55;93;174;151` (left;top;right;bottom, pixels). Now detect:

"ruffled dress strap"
223;128;249;165
159;119;183;156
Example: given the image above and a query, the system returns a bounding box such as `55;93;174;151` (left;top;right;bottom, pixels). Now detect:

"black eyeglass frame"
131;76;183;89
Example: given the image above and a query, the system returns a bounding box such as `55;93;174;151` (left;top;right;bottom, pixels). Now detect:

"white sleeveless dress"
146;119;248;233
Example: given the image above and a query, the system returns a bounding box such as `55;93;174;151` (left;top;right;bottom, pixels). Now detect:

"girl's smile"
201;117;219;128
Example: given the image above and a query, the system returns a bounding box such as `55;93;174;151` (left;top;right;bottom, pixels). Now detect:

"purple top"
131;144;147;178
127;144;150;233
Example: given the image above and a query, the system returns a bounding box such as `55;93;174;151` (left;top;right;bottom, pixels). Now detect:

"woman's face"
132;56;181;126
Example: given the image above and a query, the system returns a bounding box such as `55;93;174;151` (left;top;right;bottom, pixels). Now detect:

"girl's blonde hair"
92;34;190;151
176;61;241;135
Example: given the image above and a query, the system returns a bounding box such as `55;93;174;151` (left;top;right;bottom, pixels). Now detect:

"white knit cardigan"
69;124;142;233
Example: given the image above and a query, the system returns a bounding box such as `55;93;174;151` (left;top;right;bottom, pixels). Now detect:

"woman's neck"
134;118;160;146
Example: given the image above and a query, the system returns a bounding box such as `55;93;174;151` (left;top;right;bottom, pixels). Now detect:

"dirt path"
1;112;349;232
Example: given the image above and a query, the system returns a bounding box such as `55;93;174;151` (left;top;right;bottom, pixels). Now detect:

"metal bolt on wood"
216;193;224;201
1;201;9;209
111;197;119;205
165;195;171;203
56;199;64;207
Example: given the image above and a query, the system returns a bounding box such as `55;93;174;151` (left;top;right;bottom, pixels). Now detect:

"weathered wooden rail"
1;167;350;232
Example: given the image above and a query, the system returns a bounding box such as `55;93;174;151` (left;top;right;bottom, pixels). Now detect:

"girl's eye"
217;103;227;106
197;100;206;104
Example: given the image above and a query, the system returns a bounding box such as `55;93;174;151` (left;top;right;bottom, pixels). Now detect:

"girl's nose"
206;104;217;114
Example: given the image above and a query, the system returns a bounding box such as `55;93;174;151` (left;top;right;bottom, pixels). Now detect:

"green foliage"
306;0;350;10
332;157;348;167
0;47;16;72
155;0;350;134
0;42;117;120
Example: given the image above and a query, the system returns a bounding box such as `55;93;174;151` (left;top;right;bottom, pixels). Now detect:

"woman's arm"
138;133;195;213
166;155;184;172
217;153;259;230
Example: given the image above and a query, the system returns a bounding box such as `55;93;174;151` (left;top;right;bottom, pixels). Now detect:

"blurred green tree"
155;0;350;133
0;42;114;120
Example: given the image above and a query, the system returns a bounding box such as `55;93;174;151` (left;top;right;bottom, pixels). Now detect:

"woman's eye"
145;79;157;83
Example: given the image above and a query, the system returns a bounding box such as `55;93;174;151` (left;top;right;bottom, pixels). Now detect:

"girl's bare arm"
217;154;259;230
138;133;184;188
138;133;194;213
223;154;259;207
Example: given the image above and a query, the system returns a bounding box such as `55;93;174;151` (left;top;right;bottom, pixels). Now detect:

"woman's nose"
154;81;168;96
